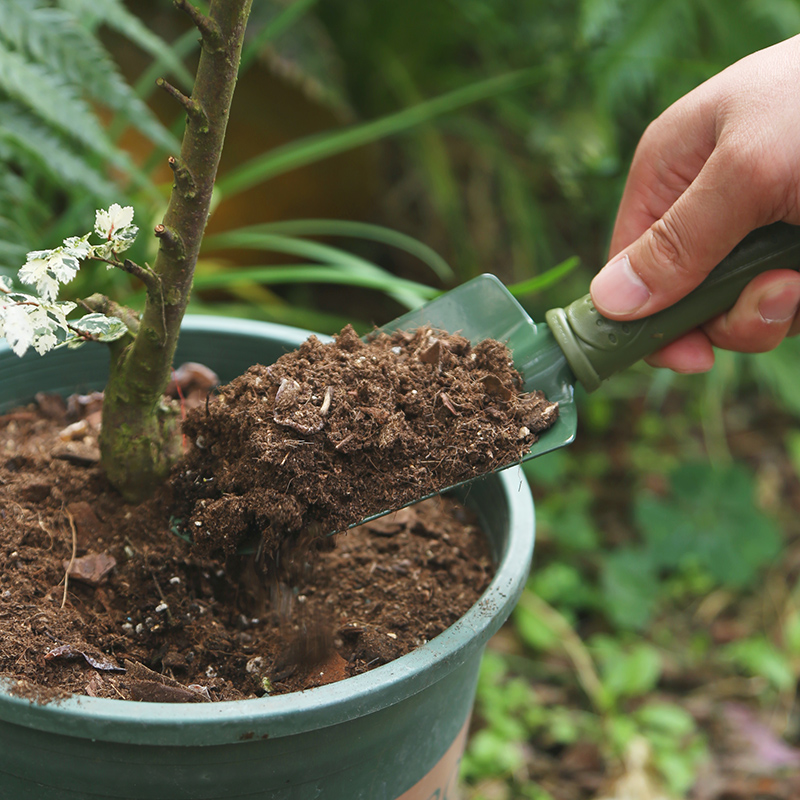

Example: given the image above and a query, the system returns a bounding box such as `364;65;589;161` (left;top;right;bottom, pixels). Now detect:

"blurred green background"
2;0;800;796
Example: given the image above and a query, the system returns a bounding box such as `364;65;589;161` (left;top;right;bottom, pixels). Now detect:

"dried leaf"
45;644;124;673
62;552;116;585
169;362;219;393
439;392;460;415
419;338;441;365
480;374;513;400
128;681;208;703
52;442;101;466
122;659;210;703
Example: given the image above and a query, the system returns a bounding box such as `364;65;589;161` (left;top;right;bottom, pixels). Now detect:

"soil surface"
0;329;556;703
174;325;558;558
0;394;493;701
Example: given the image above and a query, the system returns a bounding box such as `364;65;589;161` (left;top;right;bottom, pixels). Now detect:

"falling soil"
174;325;558;558
0;328;557;703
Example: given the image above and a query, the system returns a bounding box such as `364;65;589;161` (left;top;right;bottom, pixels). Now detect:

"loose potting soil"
174;325;558;558
0;326;557;702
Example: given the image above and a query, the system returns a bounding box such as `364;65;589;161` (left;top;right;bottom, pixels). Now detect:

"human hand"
590;35;800;373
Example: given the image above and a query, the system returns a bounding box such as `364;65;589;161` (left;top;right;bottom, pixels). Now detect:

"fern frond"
0;171;50;268
58;0;195;91
0;102;117;198
587;0;698;109
0;41;113;160
0;155;52;231
700;0;800;69
0;43;160;196
0;0;179;154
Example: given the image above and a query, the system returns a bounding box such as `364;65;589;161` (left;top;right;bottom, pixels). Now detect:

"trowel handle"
545;221;800;392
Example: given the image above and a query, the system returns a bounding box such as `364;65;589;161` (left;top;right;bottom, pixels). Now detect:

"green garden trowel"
382;221;800;465
234;222;800;551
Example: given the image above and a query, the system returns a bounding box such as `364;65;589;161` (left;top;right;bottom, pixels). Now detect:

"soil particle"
174;325;558;559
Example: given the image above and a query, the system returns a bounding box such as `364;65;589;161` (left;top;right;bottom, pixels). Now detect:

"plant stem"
100;0;253;502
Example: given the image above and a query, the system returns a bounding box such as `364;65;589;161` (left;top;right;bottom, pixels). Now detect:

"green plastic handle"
545;221;800;392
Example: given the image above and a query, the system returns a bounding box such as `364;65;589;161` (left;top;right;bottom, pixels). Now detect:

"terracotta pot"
0;316;536;799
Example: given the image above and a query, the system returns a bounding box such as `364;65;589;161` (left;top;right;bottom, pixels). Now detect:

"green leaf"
210;219;453;281
600;547;659;630
750;337;800;419
606;714;639;753
512;599;560;652
537;489;600;552
724;636;796;692
592;636;663;703
506;257;580;297
633;702;696;737
239;0;320;73
462;729;526;779
199;231;438;310
192;264;437;309
0;1;178;154
634;462;782;588
529;563;596;610
0;102;117;199
69;313;128;343
0;41;107;156
59;0;195;89
0;39;154;196
652;745;707;796
588;0;698;110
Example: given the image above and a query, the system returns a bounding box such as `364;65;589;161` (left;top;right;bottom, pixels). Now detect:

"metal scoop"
382;221;800;468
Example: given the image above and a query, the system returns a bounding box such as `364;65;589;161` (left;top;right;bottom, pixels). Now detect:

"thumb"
590;152;765;320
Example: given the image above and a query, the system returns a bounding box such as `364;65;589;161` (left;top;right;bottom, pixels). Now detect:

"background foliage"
2;0;800;796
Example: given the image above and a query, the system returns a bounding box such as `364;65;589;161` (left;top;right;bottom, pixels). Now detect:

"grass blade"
216;67;547;198
192;263;439;309
201;230;437;309
209;220;453;281
507;257;580;297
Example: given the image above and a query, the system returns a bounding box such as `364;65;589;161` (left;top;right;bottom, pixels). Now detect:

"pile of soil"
174;325;558;558
0;328;556;703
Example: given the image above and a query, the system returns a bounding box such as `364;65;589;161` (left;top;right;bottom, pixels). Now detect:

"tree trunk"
100;0;253;502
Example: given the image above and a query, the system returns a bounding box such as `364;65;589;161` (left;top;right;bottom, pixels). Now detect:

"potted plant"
0;2;539;797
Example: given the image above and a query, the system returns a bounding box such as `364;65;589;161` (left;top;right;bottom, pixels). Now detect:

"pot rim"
0;315;535;746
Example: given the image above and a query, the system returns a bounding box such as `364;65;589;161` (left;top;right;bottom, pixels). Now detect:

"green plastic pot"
0;316;535;799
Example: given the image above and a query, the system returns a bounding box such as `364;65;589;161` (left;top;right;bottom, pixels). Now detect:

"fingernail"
590;254;651;315
759;283;800;323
